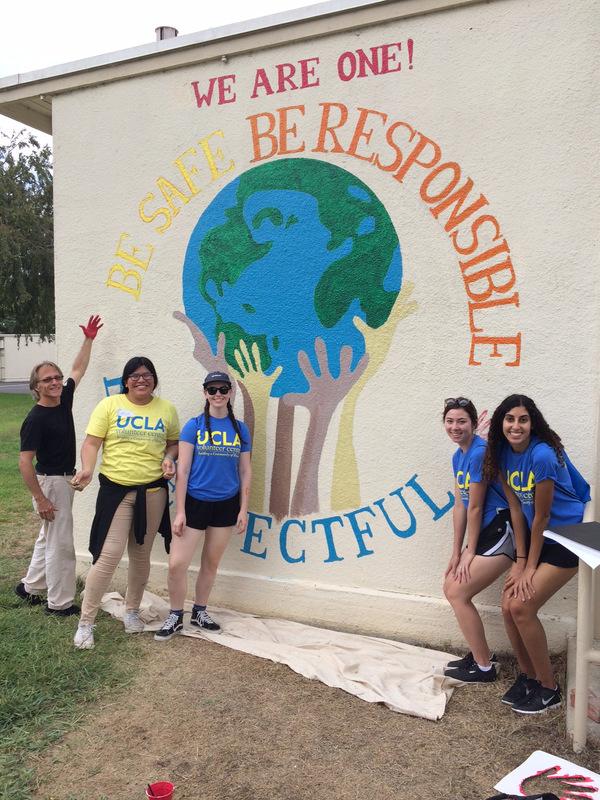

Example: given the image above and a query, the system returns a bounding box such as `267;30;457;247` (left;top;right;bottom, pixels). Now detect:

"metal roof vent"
155;26;179;41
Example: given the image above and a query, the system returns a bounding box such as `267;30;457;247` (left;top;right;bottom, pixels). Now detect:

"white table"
544;523;600;752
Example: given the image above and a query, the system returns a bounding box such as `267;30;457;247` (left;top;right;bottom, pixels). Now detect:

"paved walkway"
0;381;28;393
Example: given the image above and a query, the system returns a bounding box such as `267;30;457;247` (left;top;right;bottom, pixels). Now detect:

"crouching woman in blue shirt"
155;371;251;640
442;397;518;683
484;394;590;714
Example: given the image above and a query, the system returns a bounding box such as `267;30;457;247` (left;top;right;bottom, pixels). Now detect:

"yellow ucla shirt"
86;393;180;486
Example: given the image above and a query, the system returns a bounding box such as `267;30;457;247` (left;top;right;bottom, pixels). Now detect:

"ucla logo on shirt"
116;415;166;431
197;430;240;447
506;469;535;503
456;470;471;490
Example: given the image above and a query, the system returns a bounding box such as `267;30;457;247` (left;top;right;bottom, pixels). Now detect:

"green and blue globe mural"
182;158;402;397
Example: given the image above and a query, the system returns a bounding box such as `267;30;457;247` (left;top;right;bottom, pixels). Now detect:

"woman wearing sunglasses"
72;356;180;649
442;397;519;683
484;395;590;714
155;371;251;640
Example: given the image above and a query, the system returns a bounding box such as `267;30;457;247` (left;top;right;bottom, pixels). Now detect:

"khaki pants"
80;488;167;624
23;475;76;611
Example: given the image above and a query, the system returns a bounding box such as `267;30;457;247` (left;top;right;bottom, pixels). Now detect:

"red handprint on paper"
520;765;599;799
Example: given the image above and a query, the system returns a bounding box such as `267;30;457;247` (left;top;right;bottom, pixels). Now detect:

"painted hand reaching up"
173;310;235;403
79;315;103;339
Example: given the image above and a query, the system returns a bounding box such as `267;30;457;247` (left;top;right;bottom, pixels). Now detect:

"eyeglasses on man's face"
37;374;63;385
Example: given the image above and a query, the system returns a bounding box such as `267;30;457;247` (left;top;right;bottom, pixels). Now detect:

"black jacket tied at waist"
89;473;172;563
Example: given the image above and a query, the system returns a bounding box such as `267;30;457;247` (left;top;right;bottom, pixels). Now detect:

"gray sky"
0;0;325;141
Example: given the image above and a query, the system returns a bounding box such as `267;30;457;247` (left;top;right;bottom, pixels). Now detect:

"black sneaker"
45;604;80;616
190;608;221;632
446;650;499;669
444;662;497;682
501;673;538;706
511;683;562;714
154;612;184;641
15;582;44;606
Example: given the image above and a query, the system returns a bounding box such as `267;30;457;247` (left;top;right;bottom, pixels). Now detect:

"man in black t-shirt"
16;315;103;615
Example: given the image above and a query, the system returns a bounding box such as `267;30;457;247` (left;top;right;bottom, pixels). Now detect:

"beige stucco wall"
50;0;599;649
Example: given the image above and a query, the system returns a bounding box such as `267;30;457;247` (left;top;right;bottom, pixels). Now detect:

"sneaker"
45;604;80;617
154;612;184;642
444;662;498;682
511;682;562;714
446;650;498;669
123;610;145;633
14;582;44;606
74;623;95;650
190;608;221;632
501;673;538;706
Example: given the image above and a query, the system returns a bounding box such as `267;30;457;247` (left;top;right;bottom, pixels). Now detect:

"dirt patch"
32;626;599;800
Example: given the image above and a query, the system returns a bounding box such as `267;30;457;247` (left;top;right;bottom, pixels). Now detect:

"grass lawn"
0;394;144;800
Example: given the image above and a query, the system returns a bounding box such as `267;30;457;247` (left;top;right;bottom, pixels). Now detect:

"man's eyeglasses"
444;397;471;408
206;385;230;395
128;372;153;383
38;374;63;384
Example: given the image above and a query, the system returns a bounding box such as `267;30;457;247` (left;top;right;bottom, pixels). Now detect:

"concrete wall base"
76;553;576;654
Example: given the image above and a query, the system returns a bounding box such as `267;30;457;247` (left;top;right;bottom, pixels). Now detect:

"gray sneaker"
124;610;145;633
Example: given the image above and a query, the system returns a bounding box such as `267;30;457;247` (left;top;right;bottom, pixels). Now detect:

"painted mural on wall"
102;34;522;568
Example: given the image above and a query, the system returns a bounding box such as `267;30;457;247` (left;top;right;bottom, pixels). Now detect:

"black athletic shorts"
538;541;579;569
475;508;515;559
184;492;240;530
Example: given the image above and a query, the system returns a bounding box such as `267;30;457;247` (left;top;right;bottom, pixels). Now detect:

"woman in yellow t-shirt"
72;356;180;650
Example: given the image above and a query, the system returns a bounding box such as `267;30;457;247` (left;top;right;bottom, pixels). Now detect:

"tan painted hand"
232;340;282;399
352;281;417;378
332;282;418;511
232;340;282;512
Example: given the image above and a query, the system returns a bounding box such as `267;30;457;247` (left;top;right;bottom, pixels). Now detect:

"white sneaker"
123;609;145;633
74;623;95;650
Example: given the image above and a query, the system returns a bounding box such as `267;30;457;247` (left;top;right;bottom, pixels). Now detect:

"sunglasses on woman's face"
206;385;230;395
444;397;471;408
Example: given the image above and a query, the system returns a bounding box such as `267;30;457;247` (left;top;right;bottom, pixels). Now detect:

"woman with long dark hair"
442;397;518;683
72;356;179;649
155;371;251;640
484;394;590;713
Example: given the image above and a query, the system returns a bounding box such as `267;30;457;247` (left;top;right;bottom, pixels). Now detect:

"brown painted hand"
173;310;235;403
283;338;368;516
283;338;368;417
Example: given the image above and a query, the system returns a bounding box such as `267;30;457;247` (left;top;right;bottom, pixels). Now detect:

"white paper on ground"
494;750;600;795
100;590;462;721
543;530;600;569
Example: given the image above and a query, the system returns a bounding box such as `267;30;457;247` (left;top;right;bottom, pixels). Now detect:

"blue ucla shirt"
181;415;251;502
501;436;588;529
452;434;508;529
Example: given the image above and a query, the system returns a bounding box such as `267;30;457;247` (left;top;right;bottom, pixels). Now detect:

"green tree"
0;130;54;338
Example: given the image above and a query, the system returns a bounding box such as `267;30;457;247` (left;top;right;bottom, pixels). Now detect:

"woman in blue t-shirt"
155;371;252;641
484;394;590;715
442;397;519;684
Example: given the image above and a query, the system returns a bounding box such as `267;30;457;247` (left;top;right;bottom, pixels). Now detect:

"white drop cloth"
100;590;461;721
